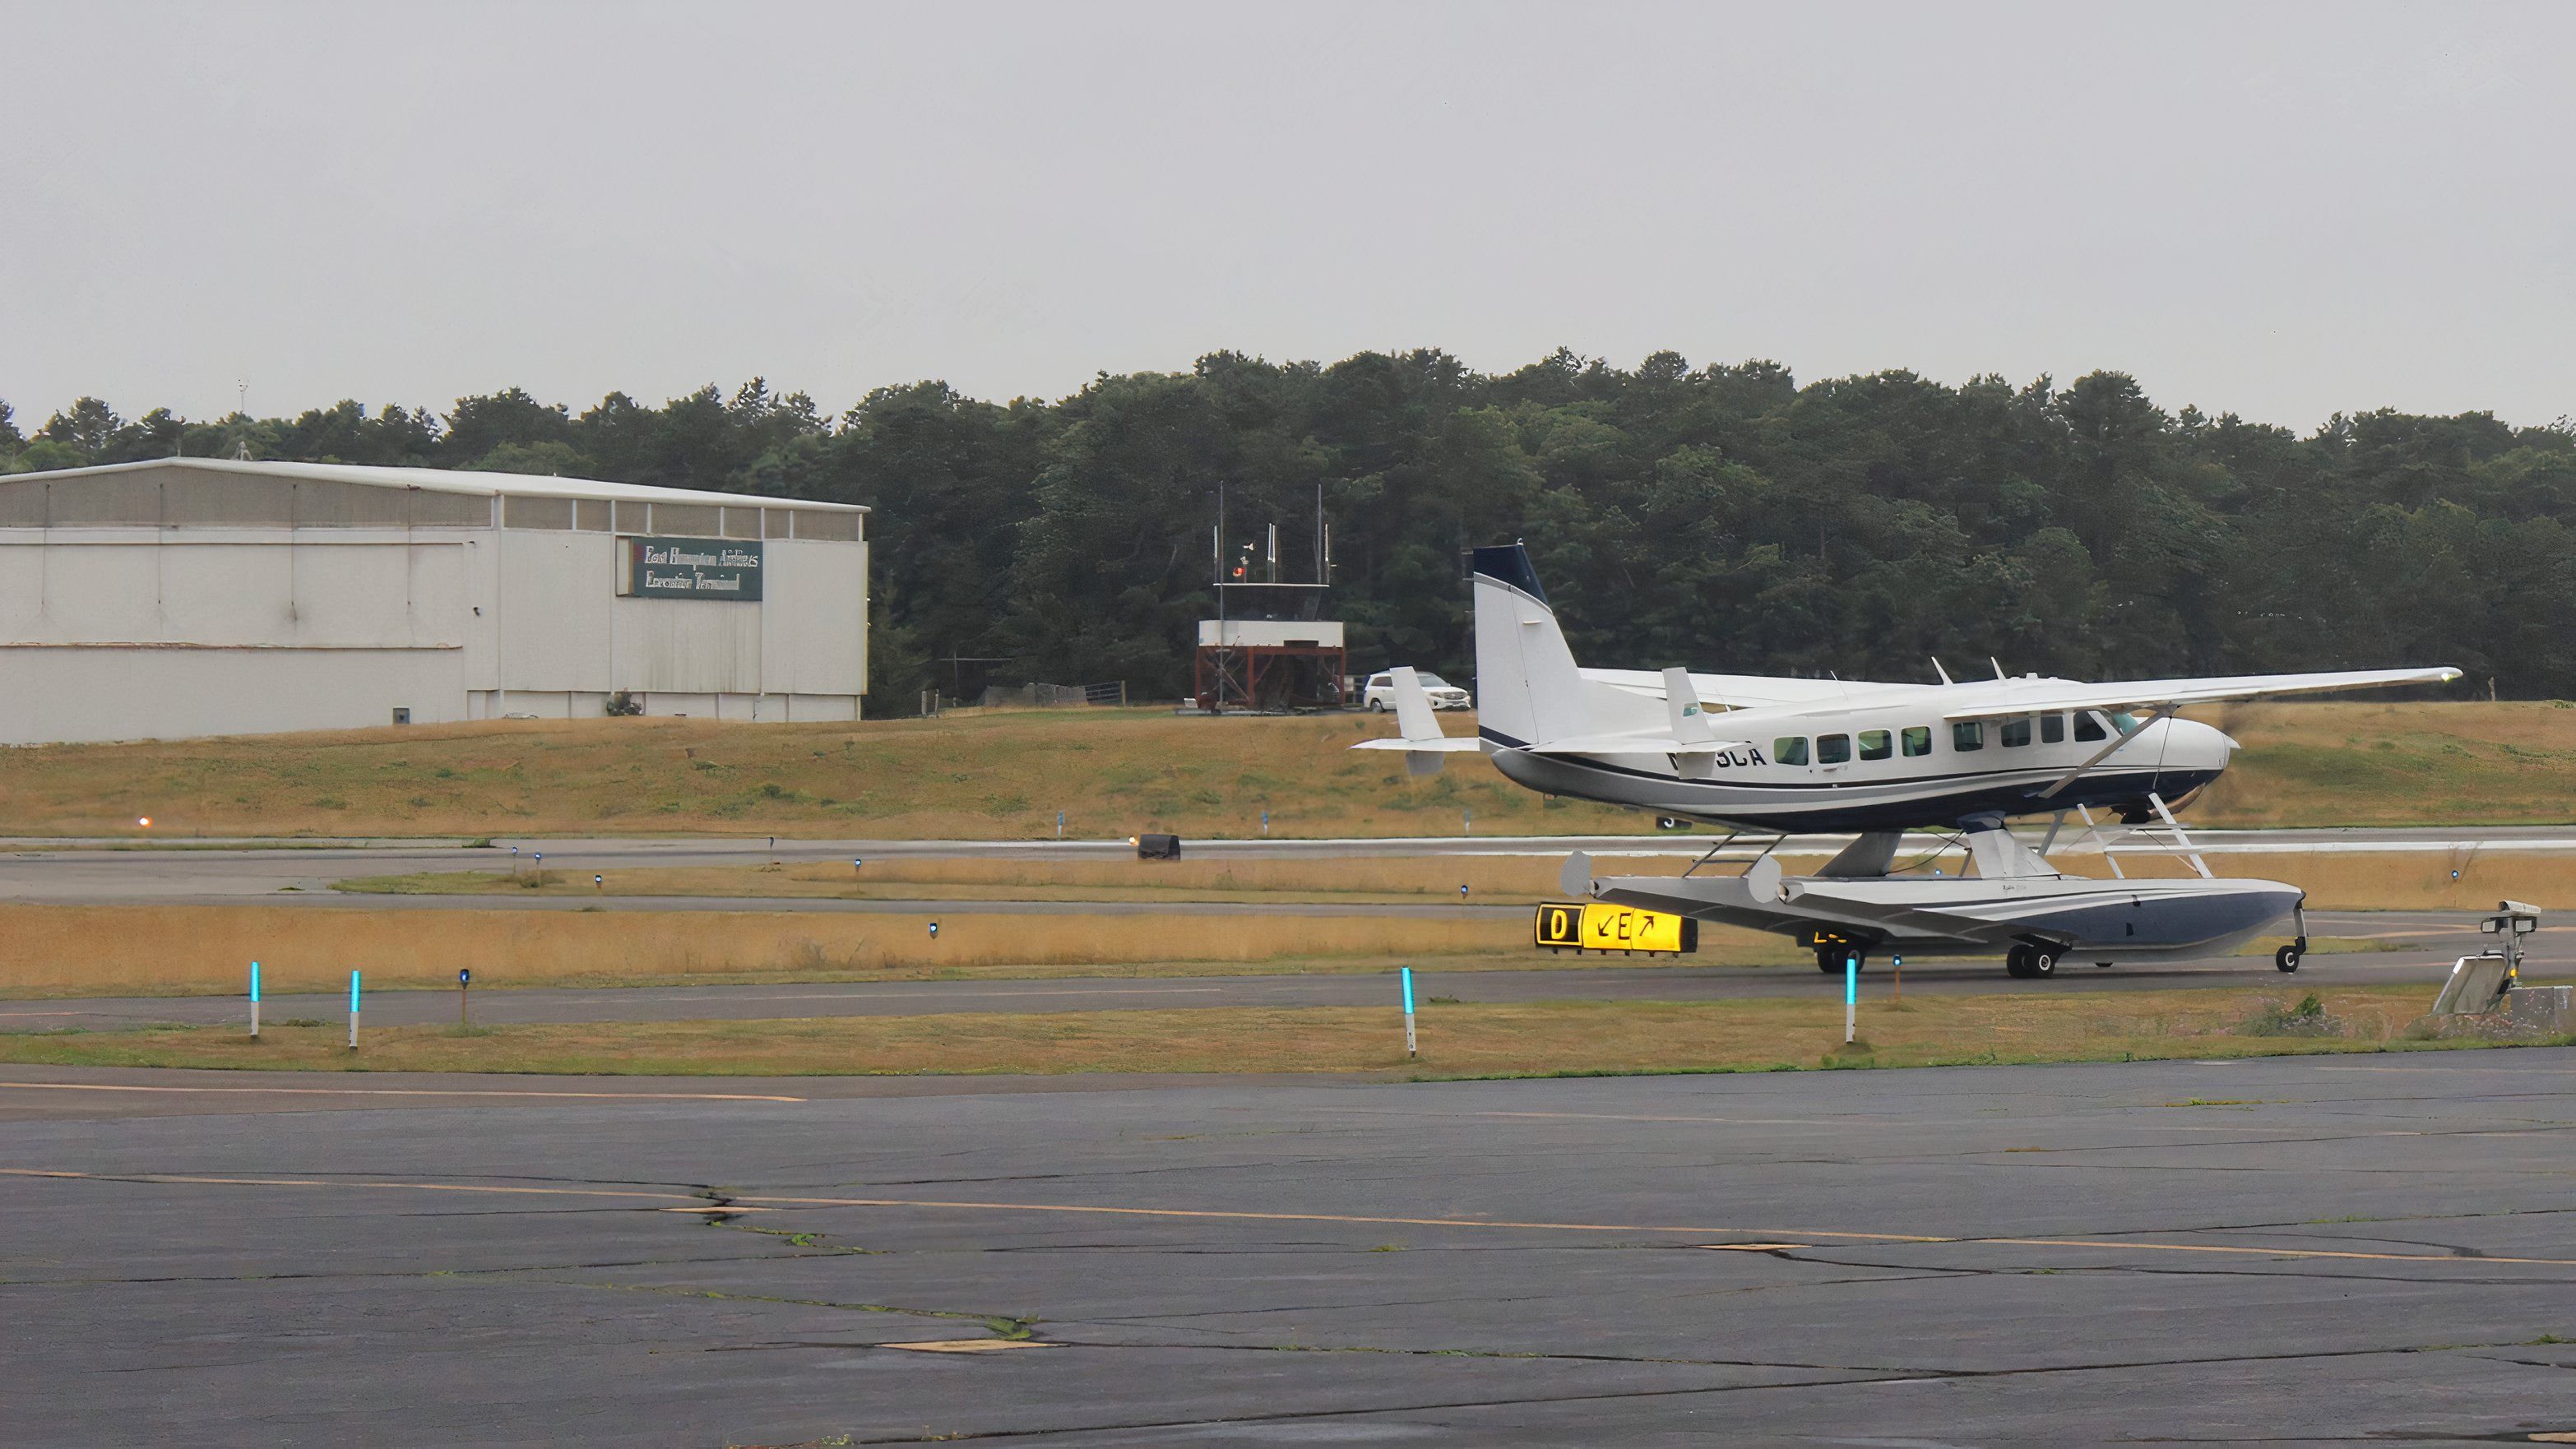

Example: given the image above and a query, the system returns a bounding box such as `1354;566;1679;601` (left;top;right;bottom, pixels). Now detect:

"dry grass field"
2185;699;2576;826
0;985;2541;1077
341;845;2576;912
0;902;1806;998
0;700;2565;840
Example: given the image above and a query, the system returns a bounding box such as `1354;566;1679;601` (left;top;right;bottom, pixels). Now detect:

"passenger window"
2041;713;2065;744
1901;726;1931;757
2001;717;2032;748
1772;736;1810;766
1952;721;1984;752
1858;729;1892;762
1818;734;1851;765
2074;712;2106;742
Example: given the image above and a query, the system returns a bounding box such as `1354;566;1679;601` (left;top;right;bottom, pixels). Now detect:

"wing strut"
2036;704;2173;800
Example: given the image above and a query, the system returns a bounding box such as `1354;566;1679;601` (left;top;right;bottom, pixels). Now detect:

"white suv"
1362;670;1471;711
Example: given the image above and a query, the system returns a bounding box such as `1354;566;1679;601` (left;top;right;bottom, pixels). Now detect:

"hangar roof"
2;458;867;512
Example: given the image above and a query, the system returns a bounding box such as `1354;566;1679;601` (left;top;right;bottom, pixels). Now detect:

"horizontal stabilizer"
1349;667;1481;775
1351;737;1485;753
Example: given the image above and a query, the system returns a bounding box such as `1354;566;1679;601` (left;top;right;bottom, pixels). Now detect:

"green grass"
0;984;2554;1079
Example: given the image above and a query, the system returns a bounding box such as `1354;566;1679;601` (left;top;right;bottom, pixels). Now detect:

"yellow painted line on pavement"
9;1169;2573;1268
0;1081;806;1102
0;1169;702;1203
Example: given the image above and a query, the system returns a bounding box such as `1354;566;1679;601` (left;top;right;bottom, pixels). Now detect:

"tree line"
6;350;2571;704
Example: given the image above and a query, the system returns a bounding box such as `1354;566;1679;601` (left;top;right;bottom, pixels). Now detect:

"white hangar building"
0;458;869;744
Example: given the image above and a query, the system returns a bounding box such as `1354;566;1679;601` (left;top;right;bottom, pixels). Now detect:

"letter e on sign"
1577;903;1689;954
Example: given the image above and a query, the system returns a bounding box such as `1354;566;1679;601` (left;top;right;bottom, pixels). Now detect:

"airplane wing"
1936;666;2461;722
1579;667;1895;709
1520;733;1757;757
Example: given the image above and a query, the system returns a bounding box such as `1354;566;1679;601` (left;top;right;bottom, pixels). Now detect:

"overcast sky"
3;2;2568;433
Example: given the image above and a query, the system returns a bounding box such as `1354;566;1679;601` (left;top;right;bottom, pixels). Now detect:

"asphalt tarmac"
2;826;2571;905
4;1050;2572;1447
3;909;2564;1032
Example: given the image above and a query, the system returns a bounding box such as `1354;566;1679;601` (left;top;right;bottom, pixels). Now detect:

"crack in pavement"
481;1271;1038;1340
814;1337;2576;1445
1769;1248;2572;1289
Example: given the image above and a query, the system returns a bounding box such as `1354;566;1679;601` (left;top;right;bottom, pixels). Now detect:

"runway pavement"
4;1049;2572;1446
3;908;2565;1031
1;826;2571;906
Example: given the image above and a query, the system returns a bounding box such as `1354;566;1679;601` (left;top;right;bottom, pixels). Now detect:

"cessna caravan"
1357;544;2460;979
1361;544;2459;836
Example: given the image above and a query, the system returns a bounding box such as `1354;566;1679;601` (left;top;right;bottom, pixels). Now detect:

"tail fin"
1347;664;1484;775
1471;545;1661;746
1387;665;1443;746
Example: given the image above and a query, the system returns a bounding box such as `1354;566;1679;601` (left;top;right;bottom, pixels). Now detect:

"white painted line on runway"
2314;1066;2576;1076
0;1081;807;1102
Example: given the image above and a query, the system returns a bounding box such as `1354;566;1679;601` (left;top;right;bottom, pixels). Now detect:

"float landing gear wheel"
2276;937;2306;973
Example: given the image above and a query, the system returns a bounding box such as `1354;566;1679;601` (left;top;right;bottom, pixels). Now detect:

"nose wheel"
2275;937;2306;973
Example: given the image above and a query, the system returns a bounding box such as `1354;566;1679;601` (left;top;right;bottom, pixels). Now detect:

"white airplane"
1360;544;2460;838
1356;544;2461;979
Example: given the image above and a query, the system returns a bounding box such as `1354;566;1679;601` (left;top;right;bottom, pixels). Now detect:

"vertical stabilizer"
1471;544;1663;746
1471;545;1585;746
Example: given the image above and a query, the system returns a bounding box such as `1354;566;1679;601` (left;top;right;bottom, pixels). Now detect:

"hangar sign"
621;536;763;601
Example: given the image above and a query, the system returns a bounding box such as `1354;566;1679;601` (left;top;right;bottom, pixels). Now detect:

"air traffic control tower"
1190;493;1342;712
